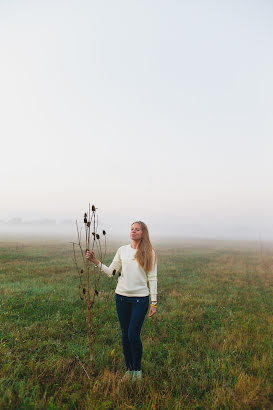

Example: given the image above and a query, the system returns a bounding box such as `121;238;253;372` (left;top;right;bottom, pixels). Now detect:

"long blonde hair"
132;221;155;272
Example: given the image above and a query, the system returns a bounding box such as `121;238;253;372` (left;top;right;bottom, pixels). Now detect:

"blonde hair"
131;221;156;272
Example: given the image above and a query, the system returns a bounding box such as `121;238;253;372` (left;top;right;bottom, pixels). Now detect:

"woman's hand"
148;305;157;318
86;250;99;266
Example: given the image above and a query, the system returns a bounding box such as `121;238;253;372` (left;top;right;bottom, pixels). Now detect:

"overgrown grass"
0;237;272;409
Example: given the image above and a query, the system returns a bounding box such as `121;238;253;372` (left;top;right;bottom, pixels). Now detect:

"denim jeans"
115;293;149;371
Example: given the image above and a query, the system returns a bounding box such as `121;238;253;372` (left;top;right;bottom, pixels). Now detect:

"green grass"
0;237;272;409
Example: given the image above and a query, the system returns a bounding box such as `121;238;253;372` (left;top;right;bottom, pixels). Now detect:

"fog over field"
1;218;273;242
1;0;273;241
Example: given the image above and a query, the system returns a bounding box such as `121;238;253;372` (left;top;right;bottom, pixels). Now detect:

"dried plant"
71;204;111;376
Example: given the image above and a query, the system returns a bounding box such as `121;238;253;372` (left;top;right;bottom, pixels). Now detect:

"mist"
1;216;272;242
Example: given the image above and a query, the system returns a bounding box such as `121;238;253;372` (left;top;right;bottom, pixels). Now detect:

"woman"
86;221;157;383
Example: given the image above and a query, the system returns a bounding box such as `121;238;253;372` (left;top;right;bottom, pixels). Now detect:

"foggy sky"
1;0;273;240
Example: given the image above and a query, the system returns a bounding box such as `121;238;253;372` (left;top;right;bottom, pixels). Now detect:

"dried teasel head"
118;273;121;277
96;234;100;240
80;269;83;273
84;213;87;218
84;217;87;224
83;288;86;294
102;230;106;235
95;290;99;295
92;232;96;237
112;269;116;276
92;205;96;212
87;222;90;227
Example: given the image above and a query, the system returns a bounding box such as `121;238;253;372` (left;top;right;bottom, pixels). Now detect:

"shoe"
121;370;133;382
131;370;142;383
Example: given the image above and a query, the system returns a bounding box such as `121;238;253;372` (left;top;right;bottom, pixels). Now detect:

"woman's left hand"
148;305;157;318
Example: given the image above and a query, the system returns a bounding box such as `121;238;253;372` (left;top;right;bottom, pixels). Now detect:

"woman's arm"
86;248;122;278
148;253;157;318
147;251;157;303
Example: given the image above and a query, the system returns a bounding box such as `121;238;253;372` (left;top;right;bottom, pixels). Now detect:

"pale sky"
1;0;273;239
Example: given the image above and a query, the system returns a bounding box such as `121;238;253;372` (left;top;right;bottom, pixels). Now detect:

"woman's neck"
131;240;140;249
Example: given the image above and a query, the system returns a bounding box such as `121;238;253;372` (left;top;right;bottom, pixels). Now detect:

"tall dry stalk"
72;204;109;375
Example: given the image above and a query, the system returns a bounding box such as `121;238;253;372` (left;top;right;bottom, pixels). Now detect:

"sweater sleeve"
97;247;122;278
147;251;157;301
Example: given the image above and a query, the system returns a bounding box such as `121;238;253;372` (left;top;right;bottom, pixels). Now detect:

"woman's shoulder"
115;244;135;259
117;244;132;253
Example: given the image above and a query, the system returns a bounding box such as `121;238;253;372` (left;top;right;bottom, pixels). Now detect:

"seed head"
92;232;96;237
84;217;87;224
118;273;121;277
92;205;96;212
80;269;83;273
96;234;100;240
102;230;106;235
84;213;87;218
95;289;99;295
87;222;90;227
83;288;86;294
112;269;116;276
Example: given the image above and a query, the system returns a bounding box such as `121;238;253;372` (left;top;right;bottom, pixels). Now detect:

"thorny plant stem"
75;355;91;381
73;204;108;375
76;221;85;266
72;242;81;283
72;242;84;299
104;235;107;261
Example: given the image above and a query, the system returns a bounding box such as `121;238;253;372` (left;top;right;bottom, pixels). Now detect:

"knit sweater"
97;244;157;301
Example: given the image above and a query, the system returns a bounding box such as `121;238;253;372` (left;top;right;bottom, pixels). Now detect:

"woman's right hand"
86;250;99;266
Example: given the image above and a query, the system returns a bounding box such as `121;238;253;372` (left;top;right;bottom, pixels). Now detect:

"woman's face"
130;223;143;241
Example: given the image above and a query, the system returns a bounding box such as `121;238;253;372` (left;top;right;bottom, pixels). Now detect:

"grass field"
0;236;272;409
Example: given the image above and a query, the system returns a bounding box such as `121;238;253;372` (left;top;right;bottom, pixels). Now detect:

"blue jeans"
115;293;149;371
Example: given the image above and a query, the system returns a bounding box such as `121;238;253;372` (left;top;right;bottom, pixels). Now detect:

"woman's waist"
115;292;149;303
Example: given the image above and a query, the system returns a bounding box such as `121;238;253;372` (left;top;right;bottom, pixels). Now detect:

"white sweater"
97;244;157;301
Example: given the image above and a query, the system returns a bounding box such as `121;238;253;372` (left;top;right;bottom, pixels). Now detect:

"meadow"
0;235;272;409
